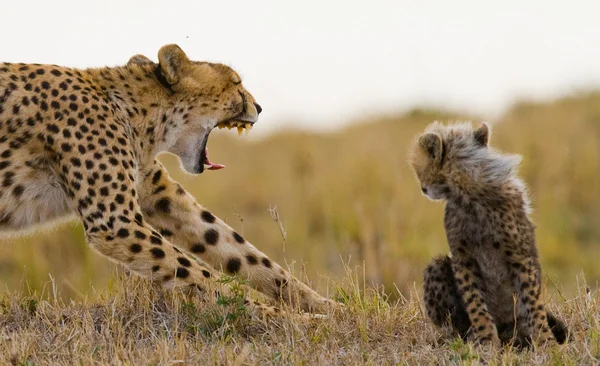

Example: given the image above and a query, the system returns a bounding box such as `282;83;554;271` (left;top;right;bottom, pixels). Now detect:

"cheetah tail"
547;311;568;344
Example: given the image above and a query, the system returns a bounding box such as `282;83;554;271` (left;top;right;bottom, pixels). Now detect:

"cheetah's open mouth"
198;120;255;173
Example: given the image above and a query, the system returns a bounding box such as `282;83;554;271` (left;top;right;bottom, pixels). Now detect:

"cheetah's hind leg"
423;255;471;339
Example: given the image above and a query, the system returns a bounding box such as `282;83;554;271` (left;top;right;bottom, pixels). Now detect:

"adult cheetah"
409;122;567;346
0;44;337;314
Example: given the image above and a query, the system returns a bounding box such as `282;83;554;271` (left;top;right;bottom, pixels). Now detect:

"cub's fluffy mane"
410;121;532;215
425;121;523;188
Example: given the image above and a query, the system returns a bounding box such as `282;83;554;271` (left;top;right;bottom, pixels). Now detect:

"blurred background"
0;1;599;299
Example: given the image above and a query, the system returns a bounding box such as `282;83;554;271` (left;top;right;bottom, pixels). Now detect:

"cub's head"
409;121;496;200
129;44;261;174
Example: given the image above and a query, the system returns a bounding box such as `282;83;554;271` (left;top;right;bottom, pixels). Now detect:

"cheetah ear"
157;44;189;85
418;132;443;165
473;122;490;147
127;54;154;67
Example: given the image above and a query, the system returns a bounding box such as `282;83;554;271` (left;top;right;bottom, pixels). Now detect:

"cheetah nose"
421;187;428;195
254;103;262;115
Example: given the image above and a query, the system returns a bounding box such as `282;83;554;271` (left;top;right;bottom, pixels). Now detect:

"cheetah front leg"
137;160;338;313
508;257;554;345
62;156;280;316
450;252;500;345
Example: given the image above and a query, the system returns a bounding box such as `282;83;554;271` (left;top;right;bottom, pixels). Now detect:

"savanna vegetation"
1;92;599;364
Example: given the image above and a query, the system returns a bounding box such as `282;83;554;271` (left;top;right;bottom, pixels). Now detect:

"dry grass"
0;270;598;365
2;92;599;301
0;92;599;364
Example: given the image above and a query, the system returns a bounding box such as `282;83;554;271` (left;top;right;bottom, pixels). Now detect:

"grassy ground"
1;92;599;301
0;270;598;365
0;92;599;364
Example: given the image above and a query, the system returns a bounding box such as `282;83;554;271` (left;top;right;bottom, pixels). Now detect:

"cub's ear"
127;54;154;66
473;122;490;147
419;132;443;164
157;44;189;85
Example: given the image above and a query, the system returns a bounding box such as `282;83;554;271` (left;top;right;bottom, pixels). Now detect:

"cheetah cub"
409;121;567;346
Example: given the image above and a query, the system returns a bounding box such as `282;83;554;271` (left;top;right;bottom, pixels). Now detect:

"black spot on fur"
152;170;162;184
226;257;241;274
262;258;272;268
233;232;245;244
204;229;219;245
159;229;172;237
177;257;191;267
191;243;206;253
155;198;171;214
176;267;190;279
201;210;216;223
47;124;59;134
129;244;142;253
246;254;258;265
150;235;162;245
150;248;165;259
12;185;24;198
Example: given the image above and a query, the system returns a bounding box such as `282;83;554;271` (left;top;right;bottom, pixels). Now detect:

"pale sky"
2;0;599;134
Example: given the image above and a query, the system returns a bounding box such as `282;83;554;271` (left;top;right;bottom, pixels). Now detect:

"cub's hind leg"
423;255;471;338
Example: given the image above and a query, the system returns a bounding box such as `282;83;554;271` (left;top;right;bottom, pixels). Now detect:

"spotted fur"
410;122;567;346
0;44;336;315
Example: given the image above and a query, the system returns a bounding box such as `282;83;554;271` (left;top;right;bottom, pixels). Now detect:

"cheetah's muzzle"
199;100;261;173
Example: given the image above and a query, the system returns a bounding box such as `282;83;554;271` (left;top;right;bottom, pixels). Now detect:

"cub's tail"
547;311;568;344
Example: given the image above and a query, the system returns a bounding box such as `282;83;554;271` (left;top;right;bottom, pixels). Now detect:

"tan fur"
0;44;337;315
410;121;567;346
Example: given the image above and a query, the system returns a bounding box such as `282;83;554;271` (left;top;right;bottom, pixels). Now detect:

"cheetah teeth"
217;121;252;136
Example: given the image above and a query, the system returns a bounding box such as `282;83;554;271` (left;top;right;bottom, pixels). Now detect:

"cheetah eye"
232;80;241;85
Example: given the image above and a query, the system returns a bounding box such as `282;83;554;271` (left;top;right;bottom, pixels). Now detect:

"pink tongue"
204;148;225;170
